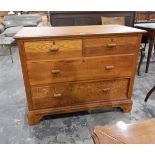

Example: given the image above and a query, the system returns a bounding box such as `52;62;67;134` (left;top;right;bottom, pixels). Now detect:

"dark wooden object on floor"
145;86;155;102
92;118;155;144
49;11;135;27
14;25;144;125
135;23;155;73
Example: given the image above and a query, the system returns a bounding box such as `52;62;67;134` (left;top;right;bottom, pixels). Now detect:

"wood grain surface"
31;78;129;109
92;118;155;144
83;36;138;56
27;55;134;85
14;25;146;39
24;39;82;60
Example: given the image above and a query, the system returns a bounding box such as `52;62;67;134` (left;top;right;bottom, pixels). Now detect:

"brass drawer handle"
102;88;111;92
107;43;116;48
52;69;60;74
49;47;59;52
105;65;115;70
53;93;62;98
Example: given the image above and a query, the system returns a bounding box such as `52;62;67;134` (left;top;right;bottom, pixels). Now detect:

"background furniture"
0;35;15;63
137;46;146;75
135;11;155;23
92;118;155;144
101;16;125;25
145;86;155;102
0;12;7;33
135;12;155;75
15;25;144;125
17;11;49;26
49;11;135;27
135;12;155;46
0;14;42;38
135;23;155;73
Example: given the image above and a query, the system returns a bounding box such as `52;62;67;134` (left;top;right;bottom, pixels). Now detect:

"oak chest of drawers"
14;25;145;125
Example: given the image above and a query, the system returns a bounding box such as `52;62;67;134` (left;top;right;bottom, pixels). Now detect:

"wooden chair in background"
101;16;125;25
145;86;155;102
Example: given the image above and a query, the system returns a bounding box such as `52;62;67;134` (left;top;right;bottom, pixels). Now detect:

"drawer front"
31;79;129;109
24;39;82;60
83;36;138;57
27;55;134;86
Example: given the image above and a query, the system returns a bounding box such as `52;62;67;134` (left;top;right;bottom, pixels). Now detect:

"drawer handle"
53;93;62;98
52;69;60;74
107;43;116;48
49;47;59;52
102;88;111;92
105;65;115;70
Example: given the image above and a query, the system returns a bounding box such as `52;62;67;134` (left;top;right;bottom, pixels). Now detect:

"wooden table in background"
135;23;155;73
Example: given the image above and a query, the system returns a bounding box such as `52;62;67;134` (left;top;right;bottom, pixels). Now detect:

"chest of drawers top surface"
15;25;144;125
14;25;145;39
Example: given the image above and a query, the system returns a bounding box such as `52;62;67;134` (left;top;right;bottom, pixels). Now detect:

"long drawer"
83;36;138;57
24;39;82;60
27;55;134;86
31;78;129;110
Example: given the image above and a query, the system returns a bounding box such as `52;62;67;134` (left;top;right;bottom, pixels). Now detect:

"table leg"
145;35;155;73
7;45;13;63
137;47;145;76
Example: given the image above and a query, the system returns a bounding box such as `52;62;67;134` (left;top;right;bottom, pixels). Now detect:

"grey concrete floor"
0;46;155;144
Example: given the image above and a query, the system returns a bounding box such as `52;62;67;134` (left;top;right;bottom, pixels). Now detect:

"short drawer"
24;39;82;60
83;36;138;57
27;55;134;86
31;78;129;110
